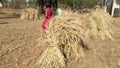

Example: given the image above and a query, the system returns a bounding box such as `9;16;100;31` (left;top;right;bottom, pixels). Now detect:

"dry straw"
89;9;113;40
20;8;39;20
47;10;86;60
37;46;66;68
37;8;113;68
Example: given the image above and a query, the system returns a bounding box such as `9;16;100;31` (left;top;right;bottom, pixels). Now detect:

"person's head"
43;3;51;9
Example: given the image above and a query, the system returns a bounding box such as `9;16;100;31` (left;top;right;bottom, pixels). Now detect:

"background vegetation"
2;0;97;9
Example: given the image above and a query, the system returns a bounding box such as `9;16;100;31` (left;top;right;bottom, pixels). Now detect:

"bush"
60;0;97;9
33;0;39;6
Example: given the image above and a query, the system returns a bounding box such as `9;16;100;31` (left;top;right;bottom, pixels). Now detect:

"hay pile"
20;8;39;20
88;9;113;40
37;9;113;68
38;47;66;68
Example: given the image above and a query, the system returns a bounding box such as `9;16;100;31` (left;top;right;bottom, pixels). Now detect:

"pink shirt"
46;7;52;20
42;7;52;31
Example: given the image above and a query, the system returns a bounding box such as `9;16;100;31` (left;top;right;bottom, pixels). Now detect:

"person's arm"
45;8;48;18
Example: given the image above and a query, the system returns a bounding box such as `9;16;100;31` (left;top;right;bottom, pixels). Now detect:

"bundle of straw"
37;47;66;68
37;9;113;68
20;8;39;20
47;10;87;60
88;9;113;40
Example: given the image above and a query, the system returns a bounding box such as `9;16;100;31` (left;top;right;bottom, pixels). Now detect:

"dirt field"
68;18;120;68
0;9;120;68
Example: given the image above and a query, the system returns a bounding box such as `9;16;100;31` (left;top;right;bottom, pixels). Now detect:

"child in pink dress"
42;3;52;36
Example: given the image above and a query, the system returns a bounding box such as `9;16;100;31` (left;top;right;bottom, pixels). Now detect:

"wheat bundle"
40;10;86;62
89;9;113;40
37;46;66;68
37;9;113;68
78;8;113;40
20;8;39;20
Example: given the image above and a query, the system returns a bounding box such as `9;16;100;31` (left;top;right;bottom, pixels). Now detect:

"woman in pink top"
42;3;52;36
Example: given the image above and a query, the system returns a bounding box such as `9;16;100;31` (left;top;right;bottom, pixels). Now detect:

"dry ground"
0;9;120;68
0;9;43;68
68;18;120;68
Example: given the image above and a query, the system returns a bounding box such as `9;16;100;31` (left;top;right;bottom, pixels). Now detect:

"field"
0;9;120;68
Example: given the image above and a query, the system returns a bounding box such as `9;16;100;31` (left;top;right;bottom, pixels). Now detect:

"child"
42;3;52;36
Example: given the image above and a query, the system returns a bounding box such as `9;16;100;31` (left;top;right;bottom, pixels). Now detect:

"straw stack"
90;9;113;40
47;10;86;60
20;8;39;20
37;46;66;68
37;9;113;68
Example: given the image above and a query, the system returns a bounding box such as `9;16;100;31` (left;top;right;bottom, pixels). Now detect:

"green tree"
60;0;97;9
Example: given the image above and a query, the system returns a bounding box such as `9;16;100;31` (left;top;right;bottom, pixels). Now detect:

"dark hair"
45;3;51;8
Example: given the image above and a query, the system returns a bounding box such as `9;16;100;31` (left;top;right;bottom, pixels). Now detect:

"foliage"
2;0;97;9
33;0;39;6
60;0;97;9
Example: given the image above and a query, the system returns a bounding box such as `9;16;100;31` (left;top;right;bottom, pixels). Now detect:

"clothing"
57;8;62;15
42;7;52;31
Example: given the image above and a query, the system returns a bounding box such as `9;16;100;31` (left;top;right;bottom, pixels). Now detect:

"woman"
42;3;52;36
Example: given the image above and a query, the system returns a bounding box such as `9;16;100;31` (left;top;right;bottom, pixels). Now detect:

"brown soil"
0;9;120;68
67;18;120;68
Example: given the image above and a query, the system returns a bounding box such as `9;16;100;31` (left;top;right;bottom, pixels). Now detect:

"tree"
60;0;97;9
